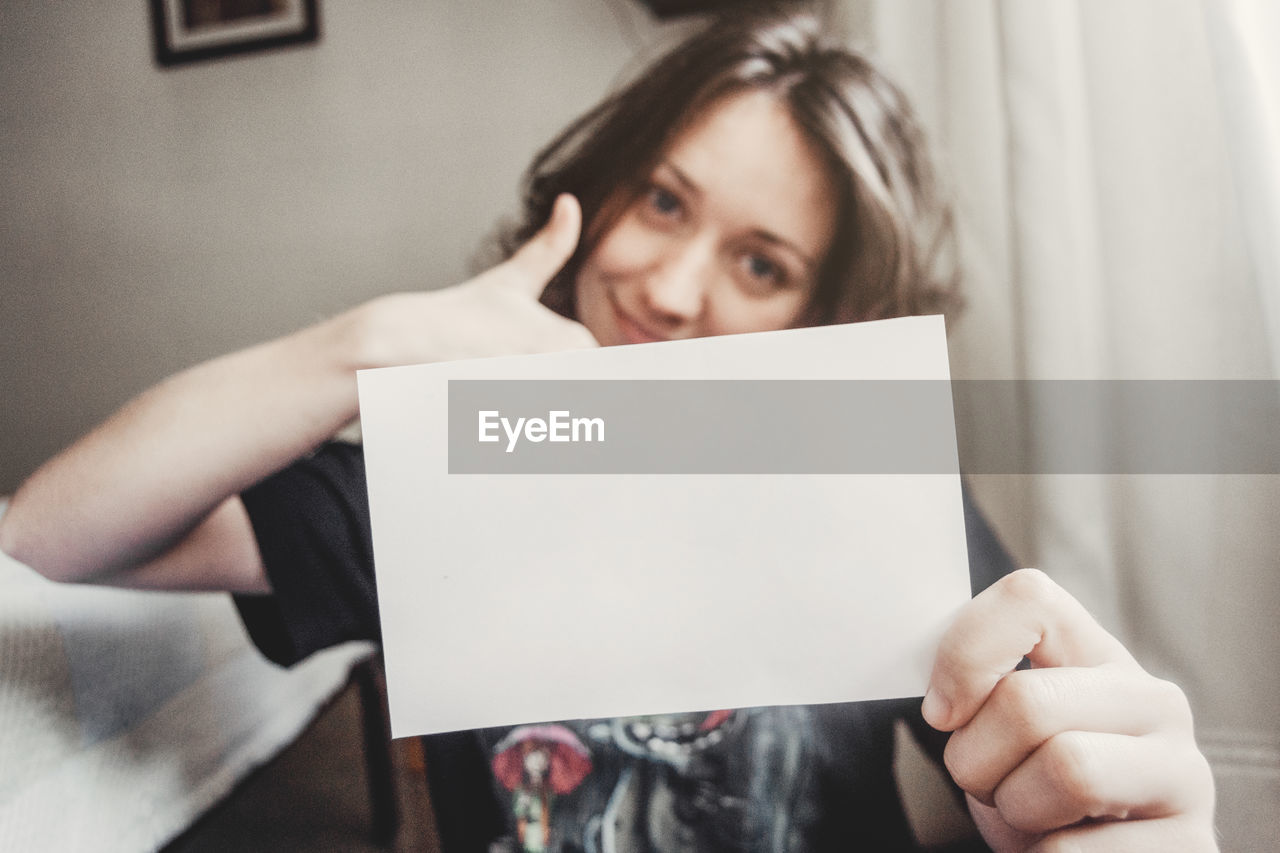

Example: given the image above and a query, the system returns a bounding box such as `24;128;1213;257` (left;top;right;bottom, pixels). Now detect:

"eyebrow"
657;160;822;272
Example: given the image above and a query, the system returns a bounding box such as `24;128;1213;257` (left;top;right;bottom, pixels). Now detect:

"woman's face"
574;89;839;346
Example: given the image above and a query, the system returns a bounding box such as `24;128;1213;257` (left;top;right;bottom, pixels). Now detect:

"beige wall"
0;1;667;493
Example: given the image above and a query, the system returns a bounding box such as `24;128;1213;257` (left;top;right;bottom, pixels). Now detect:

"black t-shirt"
234;442;1010;852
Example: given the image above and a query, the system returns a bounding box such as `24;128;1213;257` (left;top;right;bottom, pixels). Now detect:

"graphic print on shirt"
492;725;594;852
485;707;818;853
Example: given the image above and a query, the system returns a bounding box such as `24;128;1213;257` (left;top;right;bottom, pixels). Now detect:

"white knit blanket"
0;501;374;852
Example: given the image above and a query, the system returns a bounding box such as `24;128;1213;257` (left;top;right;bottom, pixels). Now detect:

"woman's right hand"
0;194;595;591
346;193;598;369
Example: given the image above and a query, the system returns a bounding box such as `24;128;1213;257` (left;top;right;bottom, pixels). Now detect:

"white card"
357;315;972;737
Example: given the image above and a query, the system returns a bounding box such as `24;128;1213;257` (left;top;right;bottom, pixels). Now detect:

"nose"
638;235;715;323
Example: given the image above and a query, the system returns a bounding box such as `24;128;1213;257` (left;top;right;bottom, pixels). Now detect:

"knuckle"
1001;567;1060;606
989;669;1053;735
1150;676;1195;730
1183;747;1217;810
1041;731;1101;804
941;736;984;794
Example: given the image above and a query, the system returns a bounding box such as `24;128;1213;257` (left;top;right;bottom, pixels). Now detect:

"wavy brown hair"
500;5;961;326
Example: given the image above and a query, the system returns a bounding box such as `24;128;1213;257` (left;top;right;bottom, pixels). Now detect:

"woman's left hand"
923;568;1218;851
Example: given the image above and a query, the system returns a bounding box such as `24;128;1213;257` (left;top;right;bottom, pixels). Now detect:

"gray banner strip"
449;380;958;474
448;380;1280;475
952;380;1280;474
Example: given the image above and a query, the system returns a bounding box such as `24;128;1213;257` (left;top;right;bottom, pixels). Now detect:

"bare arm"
0;195;594;590
0;315;361;587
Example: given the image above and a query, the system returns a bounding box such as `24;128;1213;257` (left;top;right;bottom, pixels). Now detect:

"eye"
642;183;684;223
738;252;788;291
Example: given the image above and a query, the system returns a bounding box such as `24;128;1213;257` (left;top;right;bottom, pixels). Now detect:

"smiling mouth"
610;297;668;345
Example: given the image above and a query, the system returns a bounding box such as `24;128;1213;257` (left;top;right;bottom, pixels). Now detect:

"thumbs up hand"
349;194;599;369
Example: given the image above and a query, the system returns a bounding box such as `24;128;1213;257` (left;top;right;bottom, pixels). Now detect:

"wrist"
312;296;396;373
325;293;433;372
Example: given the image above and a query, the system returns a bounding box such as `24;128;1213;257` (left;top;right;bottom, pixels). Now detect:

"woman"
0;9;1215;852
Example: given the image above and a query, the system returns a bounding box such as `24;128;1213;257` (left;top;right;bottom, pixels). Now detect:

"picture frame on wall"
150;0;320;67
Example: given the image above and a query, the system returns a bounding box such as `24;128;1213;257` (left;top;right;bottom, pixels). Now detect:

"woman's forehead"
660;89;839;258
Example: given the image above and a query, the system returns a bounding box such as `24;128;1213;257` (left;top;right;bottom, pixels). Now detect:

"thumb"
504;193;582;296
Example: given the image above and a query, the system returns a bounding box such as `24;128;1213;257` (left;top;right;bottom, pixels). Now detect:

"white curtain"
843;1;1280;849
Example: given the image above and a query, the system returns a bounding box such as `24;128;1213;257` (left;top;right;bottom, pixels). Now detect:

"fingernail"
921;687;950;728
